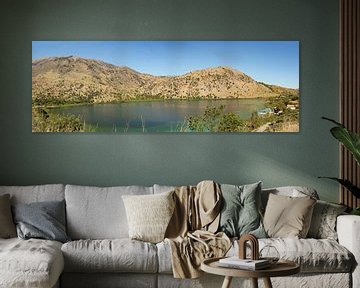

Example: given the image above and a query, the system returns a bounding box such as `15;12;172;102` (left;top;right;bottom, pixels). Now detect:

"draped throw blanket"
165;180;231;278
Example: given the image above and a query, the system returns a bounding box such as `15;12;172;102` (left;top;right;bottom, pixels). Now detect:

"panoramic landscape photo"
32;41;299;133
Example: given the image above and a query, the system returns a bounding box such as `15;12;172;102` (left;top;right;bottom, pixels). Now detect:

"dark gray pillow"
12;200;70;243
218;182;266;238
0;194;16;238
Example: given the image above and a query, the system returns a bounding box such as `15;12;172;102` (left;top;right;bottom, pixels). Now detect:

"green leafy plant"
186;105;246;132
319;117;360;200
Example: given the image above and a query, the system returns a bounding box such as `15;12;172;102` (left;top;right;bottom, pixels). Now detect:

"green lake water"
50;99;266;132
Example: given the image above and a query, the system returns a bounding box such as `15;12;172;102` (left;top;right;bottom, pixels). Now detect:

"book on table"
218;257;271;270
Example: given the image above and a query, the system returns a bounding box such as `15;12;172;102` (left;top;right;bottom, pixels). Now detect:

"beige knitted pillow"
122;191;175;243
263;193;316;238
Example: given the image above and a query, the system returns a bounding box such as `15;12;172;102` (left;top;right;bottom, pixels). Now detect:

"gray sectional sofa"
0;184;359;288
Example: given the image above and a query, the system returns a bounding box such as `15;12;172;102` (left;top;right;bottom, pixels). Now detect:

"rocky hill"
32;56;298;105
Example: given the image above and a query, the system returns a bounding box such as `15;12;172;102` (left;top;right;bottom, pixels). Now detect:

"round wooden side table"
201;257;300;288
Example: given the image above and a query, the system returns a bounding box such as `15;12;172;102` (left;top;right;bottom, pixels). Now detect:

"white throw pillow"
122;191;175;243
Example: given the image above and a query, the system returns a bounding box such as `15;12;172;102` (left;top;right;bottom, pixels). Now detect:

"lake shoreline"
32;97;299;133
32;97;270;110
41;98;267;132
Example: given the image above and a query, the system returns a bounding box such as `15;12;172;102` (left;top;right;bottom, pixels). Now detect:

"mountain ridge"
32;56;299;105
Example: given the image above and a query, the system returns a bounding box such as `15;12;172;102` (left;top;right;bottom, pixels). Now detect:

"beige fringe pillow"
122;191;175;243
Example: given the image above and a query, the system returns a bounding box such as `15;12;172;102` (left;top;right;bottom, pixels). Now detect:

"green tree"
186;105;246;132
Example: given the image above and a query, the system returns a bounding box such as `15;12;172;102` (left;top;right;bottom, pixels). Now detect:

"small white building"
257;108;274;116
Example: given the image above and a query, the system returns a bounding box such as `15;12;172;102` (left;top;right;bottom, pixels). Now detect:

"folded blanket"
165;180;231;278
167;231;231;278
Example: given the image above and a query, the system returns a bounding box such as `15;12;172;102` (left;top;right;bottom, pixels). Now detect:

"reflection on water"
50;99;265;132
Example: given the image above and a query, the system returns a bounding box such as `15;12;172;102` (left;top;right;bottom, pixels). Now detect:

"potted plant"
320;117;360;215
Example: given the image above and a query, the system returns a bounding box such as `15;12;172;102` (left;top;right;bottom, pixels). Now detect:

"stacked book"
218;257;271;270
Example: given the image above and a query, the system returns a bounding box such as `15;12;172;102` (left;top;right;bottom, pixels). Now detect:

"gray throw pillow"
307;200;347;240
0;194;16;238
12;200;70;243
218;182;266;238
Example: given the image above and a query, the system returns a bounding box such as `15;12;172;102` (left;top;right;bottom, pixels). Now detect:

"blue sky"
32;41;299;88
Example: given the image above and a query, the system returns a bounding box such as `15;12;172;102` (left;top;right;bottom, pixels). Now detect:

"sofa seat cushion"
0;238;64;288
61;239;158;273
231;238;353;273
157;238;353;274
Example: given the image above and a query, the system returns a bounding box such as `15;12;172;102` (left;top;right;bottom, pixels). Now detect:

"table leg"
263;277;273;288
221;276;233;288
251;278;258;288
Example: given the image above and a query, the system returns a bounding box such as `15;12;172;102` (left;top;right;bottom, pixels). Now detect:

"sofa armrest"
337;215;360;288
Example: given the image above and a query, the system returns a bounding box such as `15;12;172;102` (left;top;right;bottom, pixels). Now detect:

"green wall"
0;0;340;202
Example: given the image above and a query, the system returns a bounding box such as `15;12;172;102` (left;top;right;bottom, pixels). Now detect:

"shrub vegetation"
32;108;85;132
185;95;299;132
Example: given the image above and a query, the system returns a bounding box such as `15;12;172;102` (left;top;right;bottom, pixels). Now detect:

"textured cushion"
158;237;353;274
61;239;158;273
0;194;16;238
307;200;347;240
122;191;175;243
218;182;266;238
0;238;64;288
263;193;316;238
65;185;153;239
0;184;65;204
156;240;173;274
12;200;70;243
228;238;353;273
261;186;319;212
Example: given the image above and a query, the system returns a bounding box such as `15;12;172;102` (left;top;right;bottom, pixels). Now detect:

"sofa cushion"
0;194;16;238
65;185;153;239
0;184;65;204
122;191;175;243
261;238;354;273
156;240;173;274
263;194;316;238
307;200;347;240
157;238;353;274
12;200;70;243
61;239;158;273
153;184;176;194
0;238;64;288
218;182;266;238
234;238;353;273
261;186;319;212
